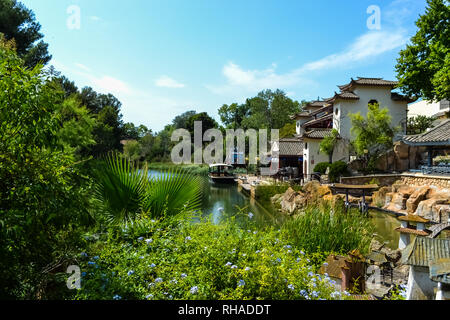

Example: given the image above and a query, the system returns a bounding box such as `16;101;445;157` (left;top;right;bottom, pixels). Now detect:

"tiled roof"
308;105;333;117
429;259;450;284
325;91;360;103
338;77;398;91
290;110;311;119
398;214;430;223
394;227;430;236
403;119;450;146
303;128;333;139
401;237;450;268
304;100;329;109
391;92;416;103
302;114;333;128
278;138;303;156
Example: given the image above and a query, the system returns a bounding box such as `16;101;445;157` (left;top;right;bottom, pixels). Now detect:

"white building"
290;77;413;177
408;99;450;120
402;237;450;300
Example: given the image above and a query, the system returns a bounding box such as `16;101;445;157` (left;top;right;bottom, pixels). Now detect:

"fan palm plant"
93;153;202;225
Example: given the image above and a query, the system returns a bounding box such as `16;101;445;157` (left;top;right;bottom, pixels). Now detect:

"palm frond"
93;153;148;224
143;168;202;218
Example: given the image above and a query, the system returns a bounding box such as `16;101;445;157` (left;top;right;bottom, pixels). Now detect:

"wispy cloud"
298;29;408;72
89;16;102;22
75;63;91;72
155;75;185;88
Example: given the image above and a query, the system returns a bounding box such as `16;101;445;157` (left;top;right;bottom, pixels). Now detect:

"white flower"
238;280;245;287
190;286;199;294
248;212;254;219
145;239;153;244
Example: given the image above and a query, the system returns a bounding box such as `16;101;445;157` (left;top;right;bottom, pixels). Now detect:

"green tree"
349;103;399;172
407;115;435;134
0;43;90;298
172;110;197;129
319;129;340;164
0;0;51;68
279;122;297;138
241;89;301;130
396;0;450;101
218;103;249;129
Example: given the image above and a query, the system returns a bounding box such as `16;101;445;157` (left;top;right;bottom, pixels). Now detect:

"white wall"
334;87;408;142
303;139;329;176
406;266;437;300
408;100;449;118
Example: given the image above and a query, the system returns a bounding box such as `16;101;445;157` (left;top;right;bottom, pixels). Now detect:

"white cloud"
299;29;408;72
90;75;132;96
75;63;91;72
155;75;185;88
207;27;408;98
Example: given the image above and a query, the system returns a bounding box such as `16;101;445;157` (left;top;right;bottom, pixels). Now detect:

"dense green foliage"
328;161;349;183
219;90;304;130
349;103;398;173
0;0;51;68
281;204;373;256
313;162;331;175
0;42;91;299
396;0;450;101
74;212;344;300
407;115;435;134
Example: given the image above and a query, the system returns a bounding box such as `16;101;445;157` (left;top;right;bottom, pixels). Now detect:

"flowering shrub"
75;213;345;300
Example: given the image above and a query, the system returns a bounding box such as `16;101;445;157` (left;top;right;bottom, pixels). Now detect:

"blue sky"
22;0;427;131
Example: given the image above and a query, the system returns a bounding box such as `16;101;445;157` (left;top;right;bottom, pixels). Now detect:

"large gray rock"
406;186;430;214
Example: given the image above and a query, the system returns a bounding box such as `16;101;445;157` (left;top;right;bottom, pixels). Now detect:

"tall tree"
349;103;399;172
319;129;340;164
396;0;450;101
0;0;52;68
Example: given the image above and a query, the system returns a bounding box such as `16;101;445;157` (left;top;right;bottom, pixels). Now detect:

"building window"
368;99;378;106
297;121;300;127
335;107;339;115
304;143;308;150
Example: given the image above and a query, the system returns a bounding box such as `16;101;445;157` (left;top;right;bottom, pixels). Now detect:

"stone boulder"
406;186;430;214
385;192;408;211
415;198;449;220
372;186;392;207
433;204;450;223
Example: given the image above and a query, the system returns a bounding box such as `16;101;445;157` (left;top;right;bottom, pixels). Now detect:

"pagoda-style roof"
304;100;329;110
338;77;398;92
303;127;334;139
290;110;311;120
395;227;430;236
277;138;303;156
401;237;450;268
324;91;360;104
391;92;416;103
398;214;430;223
302;114;333;130
403;119;450;146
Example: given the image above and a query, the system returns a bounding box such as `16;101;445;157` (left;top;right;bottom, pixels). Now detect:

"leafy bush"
281;204;373;256
328;161;349;183
75;213;345;300
313;162;331;174
0;42;92;299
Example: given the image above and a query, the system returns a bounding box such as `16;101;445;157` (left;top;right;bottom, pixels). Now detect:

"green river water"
150;170;403;249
